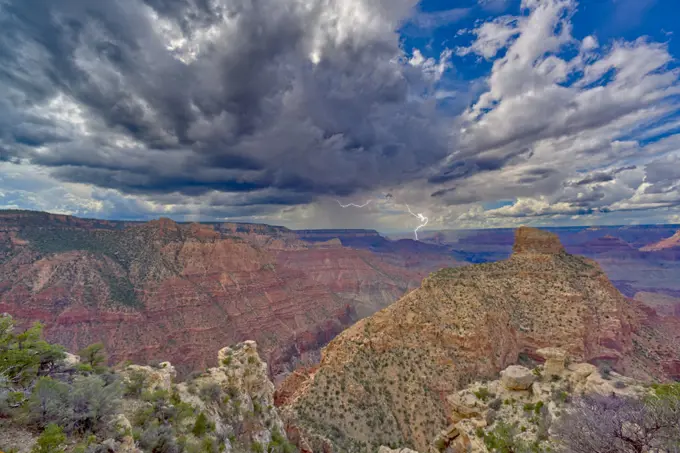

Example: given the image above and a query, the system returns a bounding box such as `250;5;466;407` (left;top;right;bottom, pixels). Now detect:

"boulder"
567;362;597;388
536;347;567;376
584;371;617;395
501;365;535;390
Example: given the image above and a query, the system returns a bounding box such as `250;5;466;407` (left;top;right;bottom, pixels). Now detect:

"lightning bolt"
336;200;372;208
334;198;428;241
406;205;428;241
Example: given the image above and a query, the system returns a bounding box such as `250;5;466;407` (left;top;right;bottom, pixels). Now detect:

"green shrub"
31;423;66;453
534;401;544;415
267;429;296;453
69;374;122;435
138;425;179;453
124;370;147;397
77;343;108;373
75;364;94;374
199;382;221;402
26;376;71;428
474;387;493;402
192;412;213;437
0;317;65;388
482;422;542;453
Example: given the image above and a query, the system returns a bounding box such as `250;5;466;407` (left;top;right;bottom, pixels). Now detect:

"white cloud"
429;0;680;228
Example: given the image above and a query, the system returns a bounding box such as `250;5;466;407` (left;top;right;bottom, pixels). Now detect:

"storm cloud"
0;0;451;206
2;0;680;229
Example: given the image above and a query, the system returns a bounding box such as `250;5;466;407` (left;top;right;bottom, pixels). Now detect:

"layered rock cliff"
0;210;458;380
279;227;680;453
640;229;680;251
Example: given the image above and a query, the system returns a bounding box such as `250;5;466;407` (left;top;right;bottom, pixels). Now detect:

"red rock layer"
0;211;457;379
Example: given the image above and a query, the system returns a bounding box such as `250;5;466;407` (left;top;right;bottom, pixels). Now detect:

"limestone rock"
431;424;461;453
447;391;486;420
122;362;176;393
61;352;80;368
378;447;421;453
177;341;285;452
536;347;567;376
567;362;597;388
501;365;535;390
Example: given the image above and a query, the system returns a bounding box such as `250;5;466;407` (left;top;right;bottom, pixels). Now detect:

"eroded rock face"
281;228;680;453
0;212;458;380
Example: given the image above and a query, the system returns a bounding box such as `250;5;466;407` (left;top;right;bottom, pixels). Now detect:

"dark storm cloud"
428;146;533;185
0;0;449;205
568;165;637;187
517;167;557;184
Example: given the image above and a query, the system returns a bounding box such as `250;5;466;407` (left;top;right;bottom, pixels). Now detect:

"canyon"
279;227;680;453
0;210;458;381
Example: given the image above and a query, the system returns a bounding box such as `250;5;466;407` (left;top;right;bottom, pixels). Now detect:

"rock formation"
640;230;680;251
535;348;567;377
279;227;680;453
0;210;458;380
0;335;293;453
437;353;650;453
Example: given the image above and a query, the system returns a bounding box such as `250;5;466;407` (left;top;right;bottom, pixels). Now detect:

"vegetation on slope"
0;315;295;453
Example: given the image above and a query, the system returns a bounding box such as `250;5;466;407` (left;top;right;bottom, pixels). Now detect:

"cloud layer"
1;0;452;210
1;0;680;229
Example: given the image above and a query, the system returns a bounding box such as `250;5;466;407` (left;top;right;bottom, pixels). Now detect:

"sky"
2;0;680;232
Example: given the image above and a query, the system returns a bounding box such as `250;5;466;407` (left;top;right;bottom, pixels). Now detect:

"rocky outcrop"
174;341;286;450
378;447;421;453
0;210;458;380
439;356;650;453
121;362;177;393
280;228;680;453
0;329;294;453
512;226;565;255
536;348;566;377
640;230;680;251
